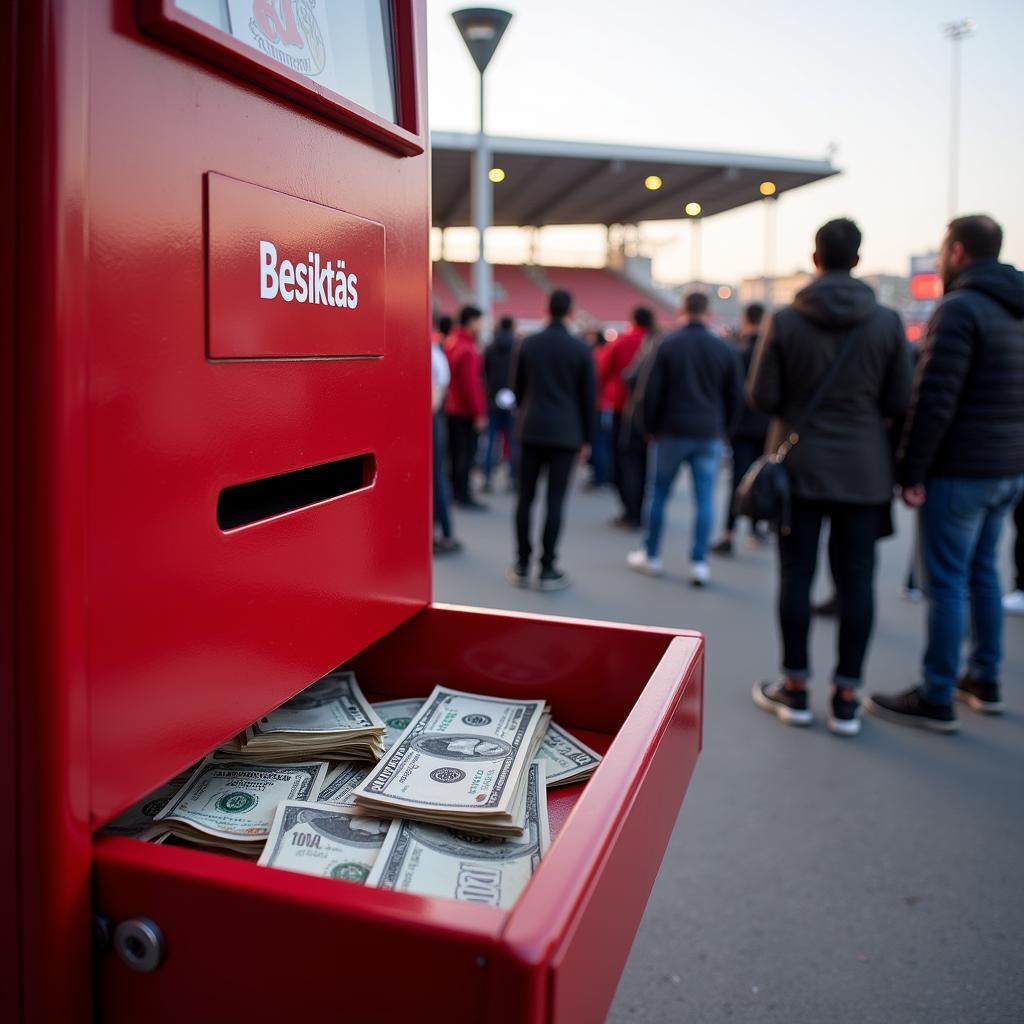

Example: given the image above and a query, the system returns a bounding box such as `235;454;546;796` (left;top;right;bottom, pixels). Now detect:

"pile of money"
100;766;199;841
153;756;328;854
219;670;385;762
351;686;550;837
373;697;430;751
366;760;550;908
538;722;603;787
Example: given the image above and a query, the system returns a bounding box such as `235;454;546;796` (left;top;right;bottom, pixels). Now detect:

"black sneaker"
505;563;529;588
752;680;812;726
433;537;463;555
813;594;840;618
828;691;862;737
865;687;959;733
537;567;571;592
955;674;1005;714
711;538;734;556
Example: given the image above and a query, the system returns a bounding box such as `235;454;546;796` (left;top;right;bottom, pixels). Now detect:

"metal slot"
217;454;375;530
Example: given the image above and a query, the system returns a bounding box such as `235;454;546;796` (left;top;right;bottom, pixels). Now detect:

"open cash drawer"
94;603;703;1024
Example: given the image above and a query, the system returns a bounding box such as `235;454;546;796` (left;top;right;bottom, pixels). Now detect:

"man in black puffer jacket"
748;218;912;737
868;216;1024;733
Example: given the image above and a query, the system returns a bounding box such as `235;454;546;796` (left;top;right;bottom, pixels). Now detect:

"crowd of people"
431;213;1024;736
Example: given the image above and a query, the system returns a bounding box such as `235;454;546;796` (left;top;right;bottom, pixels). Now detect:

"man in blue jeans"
868;215;1024;732
627;292;741;586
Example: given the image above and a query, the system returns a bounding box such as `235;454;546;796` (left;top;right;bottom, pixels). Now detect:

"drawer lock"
113;917;165;973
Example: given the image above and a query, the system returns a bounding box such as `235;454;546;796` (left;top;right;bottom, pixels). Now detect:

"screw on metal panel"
113;917;165;973
92;913;114;955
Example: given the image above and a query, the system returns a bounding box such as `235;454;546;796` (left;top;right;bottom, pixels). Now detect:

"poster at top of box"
226;0;339;94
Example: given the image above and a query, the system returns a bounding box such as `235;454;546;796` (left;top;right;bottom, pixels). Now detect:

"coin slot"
217;454;376;531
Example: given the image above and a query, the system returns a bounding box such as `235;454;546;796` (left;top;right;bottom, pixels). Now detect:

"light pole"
943;18;975;220
452;7;512;333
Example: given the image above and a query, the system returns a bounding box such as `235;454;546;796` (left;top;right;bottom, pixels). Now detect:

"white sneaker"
690;561;711;587
1003;590;1024;616
627;549;663;576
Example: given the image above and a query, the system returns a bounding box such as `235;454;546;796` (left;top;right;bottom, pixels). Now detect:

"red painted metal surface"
9;3;704;1021
206;172;387;359
93;607;703;1024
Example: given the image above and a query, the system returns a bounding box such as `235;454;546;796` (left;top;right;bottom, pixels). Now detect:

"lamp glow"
685;202;701;216
489;167;506;183
759;181;777;196
645;175;663;191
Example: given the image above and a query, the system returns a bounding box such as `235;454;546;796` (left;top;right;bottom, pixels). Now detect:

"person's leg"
449;416;471;503
777;497;824;683
622;425;649;526
432;412;452;540
829;503;881;687
611;410;627;513
1013;495;1024;592
726;438;757;535
688;438;723;563
967;477;1024;681
514;444;542;568
644;439;685;560
482;412;499;486
918;478;989;705
540;448;576;570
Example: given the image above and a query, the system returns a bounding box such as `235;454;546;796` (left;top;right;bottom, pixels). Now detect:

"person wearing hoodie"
748;218;912;737
868;215;1024;732
482;315;518;493
445;305;488;510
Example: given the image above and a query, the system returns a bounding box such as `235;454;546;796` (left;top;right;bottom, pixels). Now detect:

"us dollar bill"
366;761;550;908
249;670;383;739
373;697;426;751
154;756;328;851
351;686;548;827
538;722;602;786
258;801;389;883
101;767;196;840
318;761;372;809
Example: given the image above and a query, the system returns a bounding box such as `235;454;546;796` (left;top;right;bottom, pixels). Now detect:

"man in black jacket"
508;290;596;591
627;292;742;586
868;215;1024;732
482;316;518;493
748;218;911;736
712;302;771;555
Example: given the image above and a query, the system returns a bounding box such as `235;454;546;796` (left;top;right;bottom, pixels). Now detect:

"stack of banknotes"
218;670;386;762
103;675;603;905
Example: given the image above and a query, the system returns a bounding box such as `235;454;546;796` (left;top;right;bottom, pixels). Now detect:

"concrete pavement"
434;469;1024;1024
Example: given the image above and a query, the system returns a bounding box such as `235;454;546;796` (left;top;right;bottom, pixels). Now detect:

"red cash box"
2;3;704;1022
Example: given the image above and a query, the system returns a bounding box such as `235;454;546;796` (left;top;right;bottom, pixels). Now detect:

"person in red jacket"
445;305;488;509
601;307;654;527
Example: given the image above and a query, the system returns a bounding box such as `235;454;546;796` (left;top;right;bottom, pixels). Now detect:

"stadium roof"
432;132;838;228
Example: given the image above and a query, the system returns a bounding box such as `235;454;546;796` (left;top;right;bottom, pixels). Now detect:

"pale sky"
427;0;1024;285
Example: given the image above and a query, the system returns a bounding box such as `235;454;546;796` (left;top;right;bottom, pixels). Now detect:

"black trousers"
611;410;627;513
515;443;576;569
447;415;477;503
619;420;648;527
724;435;766;532
778;497;886;686
1014;495;1024;591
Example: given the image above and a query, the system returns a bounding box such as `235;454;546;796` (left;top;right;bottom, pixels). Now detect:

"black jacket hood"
948;259;1024;318
791;272;878;328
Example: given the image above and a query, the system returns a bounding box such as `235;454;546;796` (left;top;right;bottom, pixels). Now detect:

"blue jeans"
919;474;1024;704
645;437;723;562
590;409;614;485
483;409;516;483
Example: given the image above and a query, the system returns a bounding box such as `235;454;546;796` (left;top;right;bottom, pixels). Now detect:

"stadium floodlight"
488;167;506;183
759;180;777;196
684;202;701;216
942;18;975;218
453;8;513;330
645;175;663;191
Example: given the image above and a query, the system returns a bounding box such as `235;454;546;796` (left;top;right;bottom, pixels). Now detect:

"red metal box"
94;604;703;1024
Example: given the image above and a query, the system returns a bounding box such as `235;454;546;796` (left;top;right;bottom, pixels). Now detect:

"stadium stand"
433;261;676;329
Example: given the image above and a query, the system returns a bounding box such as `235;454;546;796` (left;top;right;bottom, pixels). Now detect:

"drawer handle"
113;917;165;973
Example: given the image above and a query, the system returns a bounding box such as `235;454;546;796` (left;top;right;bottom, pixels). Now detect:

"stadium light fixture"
452;7;513;331
644;175;663;191
759;180;777;196
685;202;701;217
489;167;506;183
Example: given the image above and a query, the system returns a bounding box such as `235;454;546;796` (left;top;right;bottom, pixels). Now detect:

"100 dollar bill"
258;801;389;883
366;761;550;908
352;686;546;817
